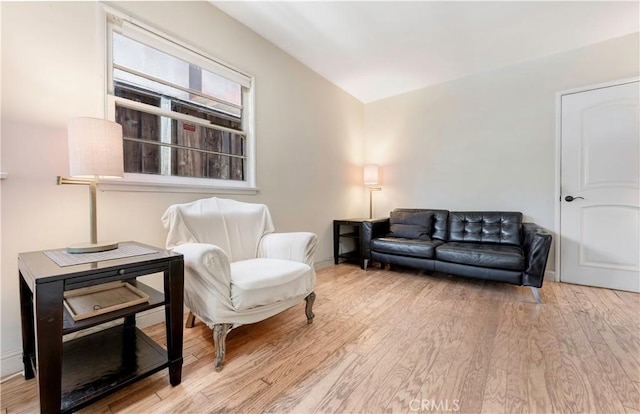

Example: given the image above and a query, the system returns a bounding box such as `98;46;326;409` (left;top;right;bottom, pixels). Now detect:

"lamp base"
66;241;119;254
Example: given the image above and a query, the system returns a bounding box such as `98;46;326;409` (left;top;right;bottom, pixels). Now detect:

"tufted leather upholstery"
448;212;522;246
363;208;552;290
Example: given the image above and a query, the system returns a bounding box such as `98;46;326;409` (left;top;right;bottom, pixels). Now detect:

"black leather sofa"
361;209;552;302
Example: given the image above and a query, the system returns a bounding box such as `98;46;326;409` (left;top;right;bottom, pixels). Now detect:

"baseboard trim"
314;257;335;270
1;349;24;379
545;270;557;282
136;306;167;328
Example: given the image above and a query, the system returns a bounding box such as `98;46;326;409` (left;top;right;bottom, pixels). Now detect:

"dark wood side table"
18;242;184;414
333;218;371;269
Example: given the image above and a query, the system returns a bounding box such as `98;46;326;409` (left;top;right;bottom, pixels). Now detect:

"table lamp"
58;117;124;253
364;164;382;219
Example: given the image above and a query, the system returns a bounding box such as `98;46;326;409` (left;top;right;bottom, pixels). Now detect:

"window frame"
101;6;257;194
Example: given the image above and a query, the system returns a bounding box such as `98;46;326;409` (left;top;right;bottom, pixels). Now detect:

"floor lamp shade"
68;117;124;179
363;164;379;185
62;117;124;253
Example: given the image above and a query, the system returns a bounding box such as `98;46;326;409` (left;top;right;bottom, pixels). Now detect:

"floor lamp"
58;117;124;253
364;164;381;219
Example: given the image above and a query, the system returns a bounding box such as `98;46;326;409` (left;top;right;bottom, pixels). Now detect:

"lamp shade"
363;164;379;185
68;117;124;179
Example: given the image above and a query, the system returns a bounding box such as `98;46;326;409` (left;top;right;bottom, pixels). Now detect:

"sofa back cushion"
389;209;449;241
448;212;522;246
389;210;432;240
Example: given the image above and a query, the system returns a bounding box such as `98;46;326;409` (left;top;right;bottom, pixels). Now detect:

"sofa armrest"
361;218;390;259
521;223;553;288
258;232;318;267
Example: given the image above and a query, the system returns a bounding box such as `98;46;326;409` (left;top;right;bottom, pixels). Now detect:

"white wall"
0;1;364;376
364;33;640;272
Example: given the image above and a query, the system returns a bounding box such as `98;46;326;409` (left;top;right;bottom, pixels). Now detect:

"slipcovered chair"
161;197;318;371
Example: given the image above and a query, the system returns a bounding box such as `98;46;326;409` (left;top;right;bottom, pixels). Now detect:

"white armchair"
161;197;318;371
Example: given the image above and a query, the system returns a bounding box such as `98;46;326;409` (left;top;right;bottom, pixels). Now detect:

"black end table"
18;241;184;413
333;218;371;269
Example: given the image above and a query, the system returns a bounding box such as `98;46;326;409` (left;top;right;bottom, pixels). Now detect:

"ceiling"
212;1;640;103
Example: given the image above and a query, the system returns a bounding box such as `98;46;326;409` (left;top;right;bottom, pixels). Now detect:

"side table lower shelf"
61;324;168;413
337;251;361;263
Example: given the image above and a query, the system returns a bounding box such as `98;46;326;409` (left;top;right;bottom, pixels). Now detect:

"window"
106;12;255;191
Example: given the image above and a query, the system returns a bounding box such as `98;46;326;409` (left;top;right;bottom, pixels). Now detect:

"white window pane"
202;71;241;107
114;68;189;102
114;32;190;93
114;33;242;112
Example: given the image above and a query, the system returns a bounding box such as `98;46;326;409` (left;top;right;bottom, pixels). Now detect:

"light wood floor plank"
456;302;500;413
593;317;640;383
532;304;578;413
264;352;362;413
411;295;483;412
505;303;532;414
343;300;443;414
2;264;639;414
558;300;628;413
436;297;495;413
384;311;457;413
581;285;640;333
591;340;640;411
481;365;507;414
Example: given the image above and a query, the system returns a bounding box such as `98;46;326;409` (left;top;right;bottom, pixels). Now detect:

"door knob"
565;195;585;202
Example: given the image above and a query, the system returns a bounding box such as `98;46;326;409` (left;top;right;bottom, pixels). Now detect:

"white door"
560;80;640;292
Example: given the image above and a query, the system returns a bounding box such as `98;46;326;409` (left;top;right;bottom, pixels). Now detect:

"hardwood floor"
2;264;639;413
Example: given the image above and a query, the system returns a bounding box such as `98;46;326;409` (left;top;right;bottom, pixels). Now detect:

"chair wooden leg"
305;292;316;324
213;323;231;372
185;311;196;328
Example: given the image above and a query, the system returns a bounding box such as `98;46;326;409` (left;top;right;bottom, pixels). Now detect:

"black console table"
18;242;184;413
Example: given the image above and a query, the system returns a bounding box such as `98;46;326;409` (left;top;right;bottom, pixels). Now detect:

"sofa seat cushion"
371;237;443;259
230;258;313;311
435;242;525;271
